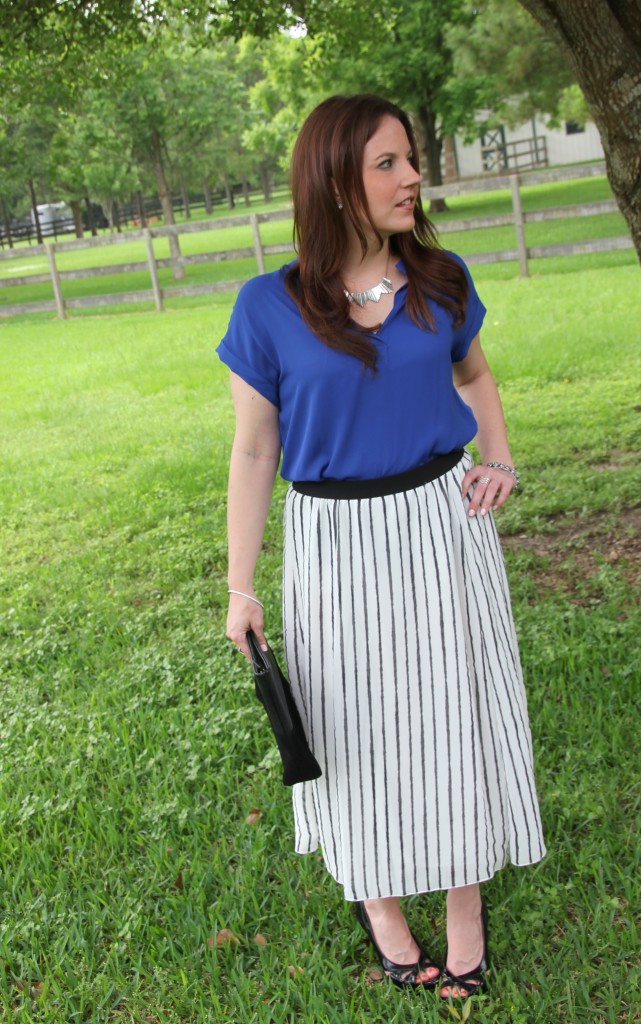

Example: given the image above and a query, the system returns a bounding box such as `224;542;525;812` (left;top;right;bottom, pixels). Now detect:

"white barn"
443;115;604;181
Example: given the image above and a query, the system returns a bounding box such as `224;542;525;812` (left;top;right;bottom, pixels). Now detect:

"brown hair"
285;93;469;371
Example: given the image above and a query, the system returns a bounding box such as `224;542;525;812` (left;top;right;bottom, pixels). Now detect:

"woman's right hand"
226;592;268;661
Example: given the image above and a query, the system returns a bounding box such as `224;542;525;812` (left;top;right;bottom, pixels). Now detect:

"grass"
1;232;641;1019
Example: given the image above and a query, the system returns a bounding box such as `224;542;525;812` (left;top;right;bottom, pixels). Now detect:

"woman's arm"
452;334;517;517
225;371;281;657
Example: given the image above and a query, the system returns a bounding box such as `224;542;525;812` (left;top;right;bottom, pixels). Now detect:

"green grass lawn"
1;245;641;1019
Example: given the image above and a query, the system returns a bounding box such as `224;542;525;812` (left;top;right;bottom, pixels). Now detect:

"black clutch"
246;630;322;786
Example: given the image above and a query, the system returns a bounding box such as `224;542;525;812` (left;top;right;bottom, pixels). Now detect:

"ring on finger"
479;475;491;484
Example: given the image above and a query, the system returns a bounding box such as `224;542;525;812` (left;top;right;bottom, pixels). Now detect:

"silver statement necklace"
344;255;393;308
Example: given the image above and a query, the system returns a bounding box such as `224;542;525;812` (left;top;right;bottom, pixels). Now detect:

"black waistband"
291;449;465;500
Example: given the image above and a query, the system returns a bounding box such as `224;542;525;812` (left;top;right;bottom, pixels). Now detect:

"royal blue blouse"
217;253;486;482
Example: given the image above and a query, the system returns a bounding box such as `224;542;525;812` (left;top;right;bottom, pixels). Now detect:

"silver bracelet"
486;462;520;487
228;589;264;609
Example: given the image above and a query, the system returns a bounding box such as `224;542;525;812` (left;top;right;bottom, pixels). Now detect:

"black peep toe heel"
440;899;489;999
355;901;440;989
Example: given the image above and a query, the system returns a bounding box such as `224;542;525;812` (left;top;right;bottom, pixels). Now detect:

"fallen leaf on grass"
209;929;240;947
245;808;263;824
365;967;383;985
172;871;184;891
288;965;304;978
254;933;267;946
14;979;44;1001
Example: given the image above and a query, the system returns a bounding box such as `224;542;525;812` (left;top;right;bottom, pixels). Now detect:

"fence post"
45;242;66;319
143;229;164;312
510;175;529;278
250;213;266;275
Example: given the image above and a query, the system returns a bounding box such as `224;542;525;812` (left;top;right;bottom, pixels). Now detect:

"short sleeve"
216;278;280;407
449;253;487;363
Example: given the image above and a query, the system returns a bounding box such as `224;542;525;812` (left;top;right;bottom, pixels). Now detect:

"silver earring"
337;201;343;210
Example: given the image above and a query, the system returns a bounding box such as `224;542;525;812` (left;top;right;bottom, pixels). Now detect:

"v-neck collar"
372;260;408;335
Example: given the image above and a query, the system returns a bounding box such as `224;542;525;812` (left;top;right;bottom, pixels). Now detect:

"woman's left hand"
461;463;517;518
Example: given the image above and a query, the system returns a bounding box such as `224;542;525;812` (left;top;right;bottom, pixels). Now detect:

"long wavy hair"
285;94;469;371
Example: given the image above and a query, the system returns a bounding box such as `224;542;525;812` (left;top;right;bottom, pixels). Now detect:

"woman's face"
359;115;421;239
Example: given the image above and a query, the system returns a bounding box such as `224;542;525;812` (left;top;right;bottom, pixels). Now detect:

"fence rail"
0;162;633;319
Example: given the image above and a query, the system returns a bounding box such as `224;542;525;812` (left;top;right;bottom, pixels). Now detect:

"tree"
83;42;246;275
516;0;641;264
68;98;140;232
241;33;327;196
0;0;286;85
448;0;574;132
186;42;250;210
0;132;24;247
0;96;60;244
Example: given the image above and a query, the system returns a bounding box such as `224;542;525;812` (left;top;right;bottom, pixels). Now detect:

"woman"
218;94;546;998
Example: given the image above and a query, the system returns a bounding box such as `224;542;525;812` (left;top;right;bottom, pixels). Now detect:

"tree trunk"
113;200;122;233
136;190;147;227
416;103;447;214
102;200;114;231
242;176;251;207
85;195;97;236
259;165;272;203
1;196;13;248
222;172;235;210
203;176;213;215
518;0;641;265
152;130;184;280
70;200;84;238
442;136;459;183
180;176;191;219
28;179;44;244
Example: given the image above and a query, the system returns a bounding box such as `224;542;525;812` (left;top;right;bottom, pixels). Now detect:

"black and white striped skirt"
282;451;546;902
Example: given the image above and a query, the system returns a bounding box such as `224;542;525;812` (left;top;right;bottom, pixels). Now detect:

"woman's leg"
362;897;440;982
440;883;485;997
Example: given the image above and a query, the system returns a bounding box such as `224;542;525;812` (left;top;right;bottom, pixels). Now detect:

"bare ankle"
363;896;400;919
446;883;482;912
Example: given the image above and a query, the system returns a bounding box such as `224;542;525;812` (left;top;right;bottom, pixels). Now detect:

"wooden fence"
423;161;633;277
0;162;634;319
0;209;293;318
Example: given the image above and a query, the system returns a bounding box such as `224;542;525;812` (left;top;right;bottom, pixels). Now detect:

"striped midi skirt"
282;451;546;902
